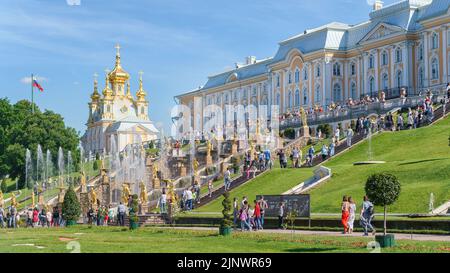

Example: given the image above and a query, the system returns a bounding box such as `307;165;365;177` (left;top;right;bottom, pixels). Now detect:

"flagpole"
31;73;34;114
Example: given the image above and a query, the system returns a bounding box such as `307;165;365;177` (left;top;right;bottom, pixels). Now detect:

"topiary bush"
129;194;139;229
220;191;232;232
283;128;296;139
365;173;401;235
62;184;81;225
317;124;332;138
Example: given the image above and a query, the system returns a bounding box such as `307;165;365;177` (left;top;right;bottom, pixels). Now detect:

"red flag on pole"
33;79;44;92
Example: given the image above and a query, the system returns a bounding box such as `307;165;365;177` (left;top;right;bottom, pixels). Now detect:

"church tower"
135;71;149;120
108;44;129;97
102;72;114;120
88;74;100;124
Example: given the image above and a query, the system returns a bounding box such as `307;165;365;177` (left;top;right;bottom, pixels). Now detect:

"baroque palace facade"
175;0;450;133
81;45;159;154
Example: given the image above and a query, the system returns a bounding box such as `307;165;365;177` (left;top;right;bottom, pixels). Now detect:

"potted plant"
129;194;139;230
62;184;81;226
219;191;232;236
365;173;401;248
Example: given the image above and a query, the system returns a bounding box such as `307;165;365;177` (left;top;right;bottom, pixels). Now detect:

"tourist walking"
307;146;315;166
194;181;201;204
341;196;350;234
9;205;17;228
292;147;300;168
278;202;285;229
277;149;287;168
346;126;353;147
259;196;268;228
328;142;335;157
264;149;272;170
158;188;167;214
397;114;403;130
0;206;5;228
348;197;356;234
254;200;262;230
239;203;251;231
53;207;60;227
360;195;376;236
32;207;39;227
321;144;328;161
186;188;193;211
208;179;213;198
224;168;231;191
108;205;115;224
46;209;52;228
117;202;126;226
26;208;33;227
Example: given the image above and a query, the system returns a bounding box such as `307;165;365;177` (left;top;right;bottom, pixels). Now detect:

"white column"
363;53;369;94
344;61;348;100
390;45;395;88
374;50;379;92
402;42;408;87
308;63;312;106
423;32;430;87
442;26;448;84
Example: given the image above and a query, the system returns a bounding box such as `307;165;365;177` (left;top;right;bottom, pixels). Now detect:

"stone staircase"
109;213;167;227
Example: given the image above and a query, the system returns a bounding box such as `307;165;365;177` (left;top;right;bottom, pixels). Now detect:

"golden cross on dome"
115;43;121;55
93;72;98;81
138;70;144;79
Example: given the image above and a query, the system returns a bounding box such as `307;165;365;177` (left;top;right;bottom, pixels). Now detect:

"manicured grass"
195;115;450;214
1;226;450;253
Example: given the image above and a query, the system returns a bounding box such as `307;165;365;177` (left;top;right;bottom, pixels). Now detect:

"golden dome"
102;72;113;99
108;44;129;85
136;71;147;102
90;76;100;102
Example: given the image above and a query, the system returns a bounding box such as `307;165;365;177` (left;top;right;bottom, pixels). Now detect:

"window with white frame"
333;63;341;76
295;89;300;106
288;72;292;84
418;44;424;61
295;69;300;83
351;63;356;75
396;70;402;87
418;67;424;88
303;88;308;105
381;51;388;66
431;32;439;49
351;82;357;99
382;73;388;90
333;84;341;102
303;68;308;81
431;58;439;80
315;85;321;103
316;66;321;77
369;54;374;69
288;90;292;108
369;77;375;93
395;48;402;63
276;74;280;87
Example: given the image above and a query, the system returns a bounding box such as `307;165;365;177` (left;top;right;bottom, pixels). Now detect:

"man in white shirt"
224;168;231;191
186;189;193;211
346;126;354;147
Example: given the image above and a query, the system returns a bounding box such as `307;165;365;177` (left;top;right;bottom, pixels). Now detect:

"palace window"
431;32;439;49
396;70;402;87
303;68;308;81
276;93;281;107
333;84;341;102
369;77;375;93
141;107;145;115
381;51;388;66
382;74;388;90
288;72;292;84
395;48;402;63
107;105;111;112
418;67;424;88
303;88;308;105
368;54;375;69
295;89;300;106
351;82;357;100
418;44;424;61
288;90;292;108
350;63;356;75
316;66;321;77
333;63;341;76
295;69;300;83
276;74;280;87
431;58;439;80
315;85;321;103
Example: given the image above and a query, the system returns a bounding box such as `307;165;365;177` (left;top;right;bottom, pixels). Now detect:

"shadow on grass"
285;247;339;253
398;157;450;166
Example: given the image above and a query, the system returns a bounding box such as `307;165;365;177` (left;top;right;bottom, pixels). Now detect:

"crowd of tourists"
234;196;268;231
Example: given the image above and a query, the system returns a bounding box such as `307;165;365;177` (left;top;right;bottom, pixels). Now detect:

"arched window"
288;72;292;84
303;68;308;81
382;73;388;90
276;74;280;87
432;32;439;49
303;88;308;105
369;77;375;93
107;105;111;112
431;58;439;79
418;67;424;88
369;54;374;69
295;89;300;106
395;48;402;63
295;69;300;83
288;90;292;108
333;63;341;76
396;70;402;88
381;51;388;66
315;85;321;103
276;92;281;106
141;107;145;115
350;63;356;75
333;83;341;102
316;66;321;77
351;82;357;100
418;44;424;61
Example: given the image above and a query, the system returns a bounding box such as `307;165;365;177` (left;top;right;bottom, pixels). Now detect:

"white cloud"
20;76;47;84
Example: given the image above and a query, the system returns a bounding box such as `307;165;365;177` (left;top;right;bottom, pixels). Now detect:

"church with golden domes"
81;45;159;154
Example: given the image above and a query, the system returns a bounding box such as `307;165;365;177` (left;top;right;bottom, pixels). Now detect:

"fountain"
353;117;386;165
57;147;66;204
25;149;33;189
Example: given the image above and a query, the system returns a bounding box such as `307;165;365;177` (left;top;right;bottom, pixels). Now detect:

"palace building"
175;0;450;133
81;45;159;154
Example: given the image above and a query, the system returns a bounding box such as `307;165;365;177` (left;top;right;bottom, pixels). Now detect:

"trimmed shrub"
62;185;81;223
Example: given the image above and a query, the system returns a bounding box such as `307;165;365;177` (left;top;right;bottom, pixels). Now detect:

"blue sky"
0;0;397;134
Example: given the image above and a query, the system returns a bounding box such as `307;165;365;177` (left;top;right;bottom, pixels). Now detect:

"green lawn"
1;226;449;253
195;114;450;214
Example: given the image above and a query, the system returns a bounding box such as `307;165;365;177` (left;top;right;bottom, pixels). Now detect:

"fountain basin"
353;161;386;165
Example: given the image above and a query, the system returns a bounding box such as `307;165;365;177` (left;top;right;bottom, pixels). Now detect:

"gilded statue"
122;183;131;204
139;181;148;203
152;163;159;180
193;158;199;173
206;140;212;156
11;192;17;207
90;188;97;205
31;191;35;208
300;107;308;127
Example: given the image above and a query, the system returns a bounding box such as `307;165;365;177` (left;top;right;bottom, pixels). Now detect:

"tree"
129;194;139;229
93;160;99;171
317;123;332;138
365;173;401;235
220;191;232;235
0;179;7;193
62;185;81;224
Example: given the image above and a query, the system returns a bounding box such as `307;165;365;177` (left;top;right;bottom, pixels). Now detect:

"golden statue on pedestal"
11;192;17;207
193;158;199;173
206;140;212;156
31;191;35;208
300;107;308;127
80;171;86;188
152;164;158;180
166;179;176;204
122;183;131;204
139;181;148;204
90;188;97;206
